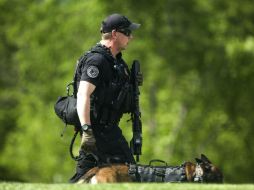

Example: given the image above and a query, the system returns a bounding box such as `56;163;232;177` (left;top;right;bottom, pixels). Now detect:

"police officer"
69;13;141;183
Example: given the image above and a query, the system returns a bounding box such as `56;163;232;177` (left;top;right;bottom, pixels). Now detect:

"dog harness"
128;160;204;183
128;160;187;182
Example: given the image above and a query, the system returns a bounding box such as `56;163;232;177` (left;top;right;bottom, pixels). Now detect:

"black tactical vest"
75;44;133;127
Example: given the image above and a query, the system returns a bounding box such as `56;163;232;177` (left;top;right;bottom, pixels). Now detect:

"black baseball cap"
101;13;141;33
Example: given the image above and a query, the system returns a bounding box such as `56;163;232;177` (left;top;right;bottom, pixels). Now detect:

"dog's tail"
76;167;99;184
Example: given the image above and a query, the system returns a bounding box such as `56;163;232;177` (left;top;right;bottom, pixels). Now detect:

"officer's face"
115;30;133;51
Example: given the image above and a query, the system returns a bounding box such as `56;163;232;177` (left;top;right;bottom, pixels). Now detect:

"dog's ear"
201;154;212;164
195;158;202;163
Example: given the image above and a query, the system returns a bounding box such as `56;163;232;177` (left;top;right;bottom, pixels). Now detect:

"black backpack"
54;81;80;126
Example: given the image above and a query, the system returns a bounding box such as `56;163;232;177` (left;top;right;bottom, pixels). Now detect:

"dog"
77;154;223;184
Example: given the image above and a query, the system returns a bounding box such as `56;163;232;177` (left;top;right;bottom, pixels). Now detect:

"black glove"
136;71;143;86
81;127;97;152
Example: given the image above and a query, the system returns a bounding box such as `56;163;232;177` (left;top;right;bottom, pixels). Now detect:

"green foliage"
0;0;254;183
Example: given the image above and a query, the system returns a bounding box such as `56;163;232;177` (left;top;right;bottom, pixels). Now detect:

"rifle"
130;60;142;162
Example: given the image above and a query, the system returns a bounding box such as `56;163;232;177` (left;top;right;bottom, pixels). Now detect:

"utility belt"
128;160;187;183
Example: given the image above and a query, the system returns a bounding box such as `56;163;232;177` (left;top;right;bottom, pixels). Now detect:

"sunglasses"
117;29;132;37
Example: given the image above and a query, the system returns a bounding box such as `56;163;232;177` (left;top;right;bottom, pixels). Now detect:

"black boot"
69;150;98;183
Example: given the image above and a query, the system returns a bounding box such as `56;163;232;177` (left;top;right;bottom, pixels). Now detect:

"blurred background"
1;0;254;183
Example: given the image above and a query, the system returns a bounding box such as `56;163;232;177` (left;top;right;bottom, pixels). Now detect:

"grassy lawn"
0;183;254;190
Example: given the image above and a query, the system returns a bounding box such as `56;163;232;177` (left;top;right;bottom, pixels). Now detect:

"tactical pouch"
54;82;80;126
122;84;133;113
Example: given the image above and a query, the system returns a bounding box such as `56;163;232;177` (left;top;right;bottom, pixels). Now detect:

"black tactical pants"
93;124;135;164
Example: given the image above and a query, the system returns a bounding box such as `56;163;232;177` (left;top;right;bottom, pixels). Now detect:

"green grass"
0;183;254;190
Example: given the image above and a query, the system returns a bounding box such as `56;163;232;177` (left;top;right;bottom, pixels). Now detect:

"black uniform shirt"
77;43;129;89
80;47;111;86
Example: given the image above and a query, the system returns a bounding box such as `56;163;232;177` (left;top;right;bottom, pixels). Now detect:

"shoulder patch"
87;66;99;78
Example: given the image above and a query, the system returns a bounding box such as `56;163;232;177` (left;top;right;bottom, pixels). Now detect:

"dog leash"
69;131;83;161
